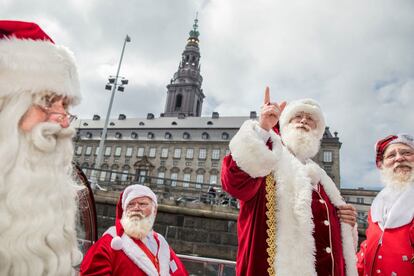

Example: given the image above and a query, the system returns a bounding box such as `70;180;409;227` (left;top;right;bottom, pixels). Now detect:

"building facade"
73;18;343;192
341;188;379;236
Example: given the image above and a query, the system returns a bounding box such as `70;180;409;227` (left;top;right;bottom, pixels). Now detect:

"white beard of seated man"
0;92;82;276
121;204;156;240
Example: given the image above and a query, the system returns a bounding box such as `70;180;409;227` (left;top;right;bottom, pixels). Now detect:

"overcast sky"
2;0;413;189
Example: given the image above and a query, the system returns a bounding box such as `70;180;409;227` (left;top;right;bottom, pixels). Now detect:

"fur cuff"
229;120;281;178
341;223;358;276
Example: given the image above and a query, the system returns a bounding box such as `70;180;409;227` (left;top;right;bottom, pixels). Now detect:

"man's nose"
395;152;405;162
59;117;70;128
300;116;307;124
49;99;70;128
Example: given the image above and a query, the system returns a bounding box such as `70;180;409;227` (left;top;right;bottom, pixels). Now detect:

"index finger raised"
263;86;270;105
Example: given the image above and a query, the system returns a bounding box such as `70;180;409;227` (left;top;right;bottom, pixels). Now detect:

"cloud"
2;0;413;189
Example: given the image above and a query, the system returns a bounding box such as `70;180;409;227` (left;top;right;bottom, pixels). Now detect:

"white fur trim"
279;99;326;139
318;163;358;276
122;184;158;210
156;233;171;276
229;120;282;178
273;146;316;275
104;226;171;276
371;184;414;229
268;139;357;275
340;223;358;276
0;37;81;104
386;133;414;150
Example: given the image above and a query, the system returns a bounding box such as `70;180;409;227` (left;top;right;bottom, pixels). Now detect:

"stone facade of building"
72;17;342;192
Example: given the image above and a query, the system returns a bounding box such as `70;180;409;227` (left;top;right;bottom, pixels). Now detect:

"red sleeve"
356;239;367;276
169;249;189;276
221;154;264;202
80;235;113;276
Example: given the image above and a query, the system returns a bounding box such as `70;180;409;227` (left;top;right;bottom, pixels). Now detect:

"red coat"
221;120;357;275
80;231;188;276
222;155;346;275
357;214;414;276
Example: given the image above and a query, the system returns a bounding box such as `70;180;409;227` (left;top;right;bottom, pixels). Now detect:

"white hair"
0;92;81;276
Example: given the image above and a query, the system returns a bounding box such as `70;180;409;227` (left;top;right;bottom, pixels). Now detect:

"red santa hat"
111;184;158;250
279;98;326;139
0;20;81;105
375;133;414;168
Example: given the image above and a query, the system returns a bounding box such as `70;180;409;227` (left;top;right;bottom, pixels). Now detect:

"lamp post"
92;35;131;190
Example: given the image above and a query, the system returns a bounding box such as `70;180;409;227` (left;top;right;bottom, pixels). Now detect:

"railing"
81;167;239;209
177;254;236;276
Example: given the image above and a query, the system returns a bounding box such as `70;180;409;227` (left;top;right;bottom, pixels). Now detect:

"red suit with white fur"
221;120;358;275
80;191;188;276
357;185;414;276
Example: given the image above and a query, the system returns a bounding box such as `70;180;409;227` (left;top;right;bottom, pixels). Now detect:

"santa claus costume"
0;21;82;275
221;99;358;276
80;185;188;276
357;134;414;276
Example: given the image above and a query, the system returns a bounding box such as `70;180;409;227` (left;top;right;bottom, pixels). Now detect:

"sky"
2;0;414;189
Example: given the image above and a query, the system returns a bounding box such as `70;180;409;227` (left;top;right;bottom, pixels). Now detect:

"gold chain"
265;173;277;276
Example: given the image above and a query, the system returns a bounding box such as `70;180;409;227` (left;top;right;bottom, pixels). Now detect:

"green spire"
189;12;199;39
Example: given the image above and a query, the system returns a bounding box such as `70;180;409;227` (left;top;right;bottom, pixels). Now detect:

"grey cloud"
2;0;414;189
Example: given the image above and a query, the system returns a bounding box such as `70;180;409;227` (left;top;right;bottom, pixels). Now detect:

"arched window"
147;132;154;139
222;132;229;140
165;132;172;139
183;132;190;139
202;132;209;140
131;132;138;139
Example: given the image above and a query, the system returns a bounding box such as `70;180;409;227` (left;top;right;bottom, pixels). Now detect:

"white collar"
371;184;414;229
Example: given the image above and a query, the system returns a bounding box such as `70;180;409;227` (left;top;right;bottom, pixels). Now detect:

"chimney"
250;111;257;119
212;112;219;119
118;114;126;120
93;114;100;120
147;113;155;120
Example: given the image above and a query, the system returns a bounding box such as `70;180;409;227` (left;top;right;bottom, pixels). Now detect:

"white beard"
281;123;321;161
380;163;414;190
121;209;156;240
0;99;81;276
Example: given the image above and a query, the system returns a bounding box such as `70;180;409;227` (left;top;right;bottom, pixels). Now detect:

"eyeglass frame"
35;104;78;124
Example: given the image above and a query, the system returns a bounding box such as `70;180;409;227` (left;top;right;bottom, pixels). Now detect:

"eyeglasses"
384;149;414;161
36;105;78;124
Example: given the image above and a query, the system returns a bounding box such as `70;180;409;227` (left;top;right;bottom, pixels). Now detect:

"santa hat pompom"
111;236;123;250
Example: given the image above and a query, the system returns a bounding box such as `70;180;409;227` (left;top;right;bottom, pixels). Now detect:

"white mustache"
394;163;412;170
295;123;311;131
127;211;145;219
29;122;75;153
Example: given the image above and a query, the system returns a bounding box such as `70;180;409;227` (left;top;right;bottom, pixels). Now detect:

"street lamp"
92;35;131;190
